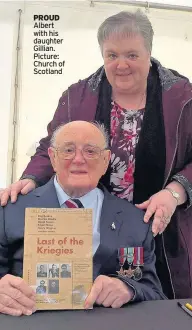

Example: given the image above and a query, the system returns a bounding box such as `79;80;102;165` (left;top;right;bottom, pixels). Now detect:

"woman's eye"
127;54;138;59
108;53;117;60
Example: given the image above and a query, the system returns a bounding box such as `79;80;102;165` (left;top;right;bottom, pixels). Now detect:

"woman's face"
102;34;151;94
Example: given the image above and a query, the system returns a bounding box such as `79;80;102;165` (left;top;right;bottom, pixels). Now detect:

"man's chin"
66;182;94;197
69;175;88;183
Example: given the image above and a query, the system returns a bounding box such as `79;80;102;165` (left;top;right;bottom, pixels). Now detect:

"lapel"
31;177;60;208
93;187;123;279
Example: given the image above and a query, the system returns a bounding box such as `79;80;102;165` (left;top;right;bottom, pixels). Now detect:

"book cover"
23;207;92;310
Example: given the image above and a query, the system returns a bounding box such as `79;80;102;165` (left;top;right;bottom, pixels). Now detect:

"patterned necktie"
65;199;84;208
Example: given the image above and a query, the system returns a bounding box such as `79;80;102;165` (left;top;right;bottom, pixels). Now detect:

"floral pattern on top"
110;101;144;202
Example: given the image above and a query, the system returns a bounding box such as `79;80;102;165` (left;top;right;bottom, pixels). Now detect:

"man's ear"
48;147;57;172
102;150;111;174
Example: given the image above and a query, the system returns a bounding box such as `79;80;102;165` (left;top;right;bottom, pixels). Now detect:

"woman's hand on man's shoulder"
0;179;36;206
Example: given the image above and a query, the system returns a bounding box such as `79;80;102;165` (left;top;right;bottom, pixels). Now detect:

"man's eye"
64;147;74;153
86;149;95;154
85;147;98;156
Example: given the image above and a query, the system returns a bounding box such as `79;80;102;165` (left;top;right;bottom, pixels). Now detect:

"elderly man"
48;280;59;294
60;264;71;278
37;264;47;278
0;121;165;316
48;264;59;278
36;280;47;294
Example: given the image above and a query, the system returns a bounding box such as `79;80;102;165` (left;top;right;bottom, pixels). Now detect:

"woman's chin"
115;82;133;92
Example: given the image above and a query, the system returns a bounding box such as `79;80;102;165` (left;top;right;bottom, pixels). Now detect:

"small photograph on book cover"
36;263;48;278
36;279;47;294
72;285;88;305
48;263;59;278
60;263;71;278
48;279;59;294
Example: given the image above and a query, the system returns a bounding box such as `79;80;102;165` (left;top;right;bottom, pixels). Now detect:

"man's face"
52;265;57;271
40;281;45;287
51;281;56;288
48;122;111;197
62;265;67;271
40;265;44;272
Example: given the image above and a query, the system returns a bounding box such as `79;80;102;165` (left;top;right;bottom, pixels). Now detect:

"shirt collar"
54;176;98;207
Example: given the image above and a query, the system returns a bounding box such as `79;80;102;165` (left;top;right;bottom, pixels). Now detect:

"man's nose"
72;149;86;163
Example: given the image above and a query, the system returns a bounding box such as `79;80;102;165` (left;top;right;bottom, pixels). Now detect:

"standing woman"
1;10;192;299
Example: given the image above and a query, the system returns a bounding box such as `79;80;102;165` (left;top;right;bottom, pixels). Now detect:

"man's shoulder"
3;179;55;211
102;188;145;222
2;189;39;212
1;192;35;214
101;190;151;238
102;187;143;213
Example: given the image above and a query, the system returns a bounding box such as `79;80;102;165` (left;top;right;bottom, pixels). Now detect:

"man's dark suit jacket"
0;179;165;302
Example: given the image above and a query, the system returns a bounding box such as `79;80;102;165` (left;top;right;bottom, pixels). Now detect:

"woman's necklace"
112;91;146;112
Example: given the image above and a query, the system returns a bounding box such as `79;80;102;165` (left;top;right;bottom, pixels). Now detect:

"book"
23;207;92;310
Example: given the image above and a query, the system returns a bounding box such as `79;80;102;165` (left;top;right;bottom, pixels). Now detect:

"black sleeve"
0;207;9;277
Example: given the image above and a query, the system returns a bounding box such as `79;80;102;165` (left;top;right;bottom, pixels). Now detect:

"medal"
133;266;142;281
125;247;134;278
117;247;144;280
117;247;127;275
124;267;134;278
133;247;144;281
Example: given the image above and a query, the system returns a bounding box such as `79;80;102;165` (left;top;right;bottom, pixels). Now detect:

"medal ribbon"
127;247;134;265
118;247;127;266
133;247;144;266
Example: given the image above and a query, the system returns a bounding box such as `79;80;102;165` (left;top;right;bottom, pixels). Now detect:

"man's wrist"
108;274;137;302
116;275;136;301
128;286;136;301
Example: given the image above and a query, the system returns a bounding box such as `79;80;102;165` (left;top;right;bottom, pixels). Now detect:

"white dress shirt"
54;176;104;255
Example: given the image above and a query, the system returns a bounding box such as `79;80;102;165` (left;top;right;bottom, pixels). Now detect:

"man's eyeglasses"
53;144;108;160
